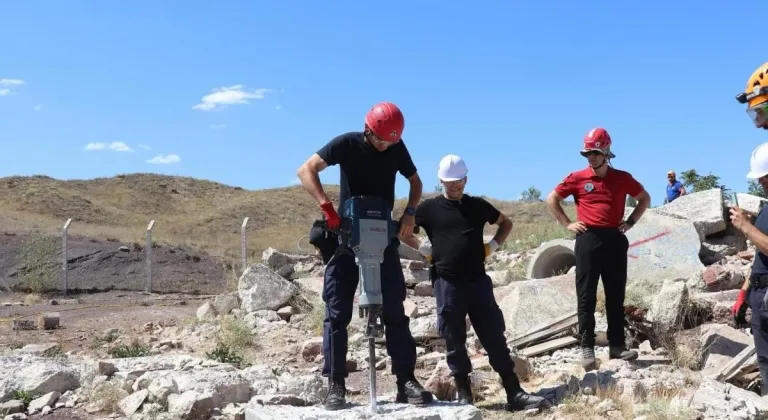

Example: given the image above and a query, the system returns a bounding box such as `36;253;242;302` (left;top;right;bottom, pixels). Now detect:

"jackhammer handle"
317;218;420;235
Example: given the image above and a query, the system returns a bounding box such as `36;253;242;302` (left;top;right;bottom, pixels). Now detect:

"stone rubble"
5;191;768;420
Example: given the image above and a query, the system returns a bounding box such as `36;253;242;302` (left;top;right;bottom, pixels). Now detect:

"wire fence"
2;216;319;297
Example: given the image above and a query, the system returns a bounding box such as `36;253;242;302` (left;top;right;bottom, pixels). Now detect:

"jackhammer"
312;196;419;414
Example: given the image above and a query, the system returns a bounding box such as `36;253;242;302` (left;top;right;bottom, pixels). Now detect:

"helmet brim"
439;175;466;182
580;148;616;159
747;170;768;179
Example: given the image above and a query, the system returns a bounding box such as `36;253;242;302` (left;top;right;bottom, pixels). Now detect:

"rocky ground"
2;188;768;420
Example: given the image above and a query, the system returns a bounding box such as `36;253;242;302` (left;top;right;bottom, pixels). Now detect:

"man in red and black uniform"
545;128;651;371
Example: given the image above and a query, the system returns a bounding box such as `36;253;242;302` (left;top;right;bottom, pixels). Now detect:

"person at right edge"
730;62;768;395
401;154;551;413
545;128;651;371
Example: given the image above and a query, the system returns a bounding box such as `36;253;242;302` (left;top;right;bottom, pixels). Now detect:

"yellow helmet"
736;62;768;128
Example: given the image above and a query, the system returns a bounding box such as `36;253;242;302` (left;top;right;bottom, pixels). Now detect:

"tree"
626;196;638;207
434;184;442;193
679;169;729;194
520;186;542;202
748;179;768;198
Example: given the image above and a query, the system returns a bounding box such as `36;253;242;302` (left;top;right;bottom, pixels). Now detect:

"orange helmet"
736;62;768;128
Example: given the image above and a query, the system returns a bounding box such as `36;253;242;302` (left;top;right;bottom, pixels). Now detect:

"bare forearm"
297;166;331;205
743;223;768;256
628;197;650;222
407;177;423;209
493;220;513;245
400;233;421;250
546;199;572;227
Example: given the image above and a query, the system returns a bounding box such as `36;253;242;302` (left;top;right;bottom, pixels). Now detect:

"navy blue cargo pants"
321;242;417;379
434;273;516;378
747;281;768;396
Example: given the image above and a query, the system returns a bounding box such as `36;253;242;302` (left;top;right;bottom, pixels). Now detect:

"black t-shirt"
316;132;417;213
752;207;768;277
415;194;500;281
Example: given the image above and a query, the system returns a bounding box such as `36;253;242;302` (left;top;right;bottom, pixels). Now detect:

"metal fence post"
241;217;249;273
146;220;155;294
61;218;72;296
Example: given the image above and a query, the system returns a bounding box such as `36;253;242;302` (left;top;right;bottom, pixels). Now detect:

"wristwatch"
405;206;416;216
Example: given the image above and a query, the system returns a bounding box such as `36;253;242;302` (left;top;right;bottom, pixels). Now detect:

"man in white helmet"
400;154;551;413
730;142;768;395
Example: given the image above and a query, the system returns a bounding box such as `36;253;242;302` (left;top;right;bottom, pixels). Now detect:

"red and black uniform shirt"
554;166;643;228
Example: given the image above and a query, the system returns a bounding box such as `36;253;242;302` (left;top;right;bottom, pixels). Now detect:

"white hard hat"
438;154;468;181
747;142;768;179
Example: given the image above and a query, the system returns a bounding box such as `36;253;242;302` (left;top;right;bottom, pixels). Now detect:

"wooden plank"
519;336;578;358
507;311;578;348
711;344;756;381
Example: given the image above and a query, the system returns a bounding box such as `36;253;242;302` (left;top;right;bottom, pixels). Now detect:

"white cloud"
275;105;282;111
0;79;24;86
84;141;133;152
289;177;301;185
147;154;180;164
0;79;24;97
193;85;271;111
85;142;106;151
108;142;132;152
33;104;42;111
210;124;227;130
137;144;151;151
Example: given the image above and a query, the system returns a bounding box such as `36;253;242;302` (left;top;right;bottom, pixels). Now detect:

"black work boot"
323;377;346;410
395;373;433;405
581;346;598;371
609;345;638;361
502;374;552;412
454;375;473;405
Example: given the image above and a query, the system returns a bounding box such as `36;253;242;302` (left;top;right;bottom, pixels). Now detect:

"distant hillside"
0;173;572;261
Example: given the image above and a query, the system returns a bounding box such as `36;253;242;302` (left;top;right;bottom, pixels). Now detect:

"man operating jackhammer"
400;154;551;413
545;128;650;371
296;101;433;410
730;62;768;395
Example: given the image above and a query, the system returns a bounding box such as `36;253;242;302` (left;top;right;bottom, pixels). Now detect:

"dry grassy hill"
0;173;573;273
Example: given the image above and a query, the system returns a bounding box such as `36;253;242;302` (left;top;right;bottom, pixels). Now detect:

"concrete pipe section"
526;239;576;279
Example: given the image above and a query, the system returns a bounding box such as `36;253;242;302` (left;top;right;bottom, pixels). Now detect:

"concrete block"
650;188;726;238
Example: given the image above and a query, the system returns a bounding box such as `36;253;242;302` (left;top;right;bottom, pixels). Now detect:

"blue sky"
1;1;765;206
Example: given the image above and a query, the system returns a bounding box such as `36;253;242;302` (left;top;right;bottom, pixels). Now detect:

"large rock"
239;264;298;312
699;324;752;377
244;400;483;420
735;193;768;215
650;188;726;238
686;378;768;419
497;274;577;340
624;209;705;294
0;356;81;402
646;279;689;334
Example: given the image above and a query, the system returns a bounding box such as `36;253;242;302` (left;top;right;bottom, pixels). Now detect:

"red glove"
320;202;341;230
732;289;747;317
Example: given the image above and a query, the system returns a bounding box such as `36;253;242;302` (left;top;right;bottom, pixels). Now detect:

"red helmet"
580;127;616;158
365;102;404;142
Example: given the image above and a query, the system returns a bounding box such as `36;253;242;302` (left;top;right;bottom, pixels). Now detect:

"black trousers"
748;282;768;396
321;244;417;379
574;227;629;348
433;274;516;378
